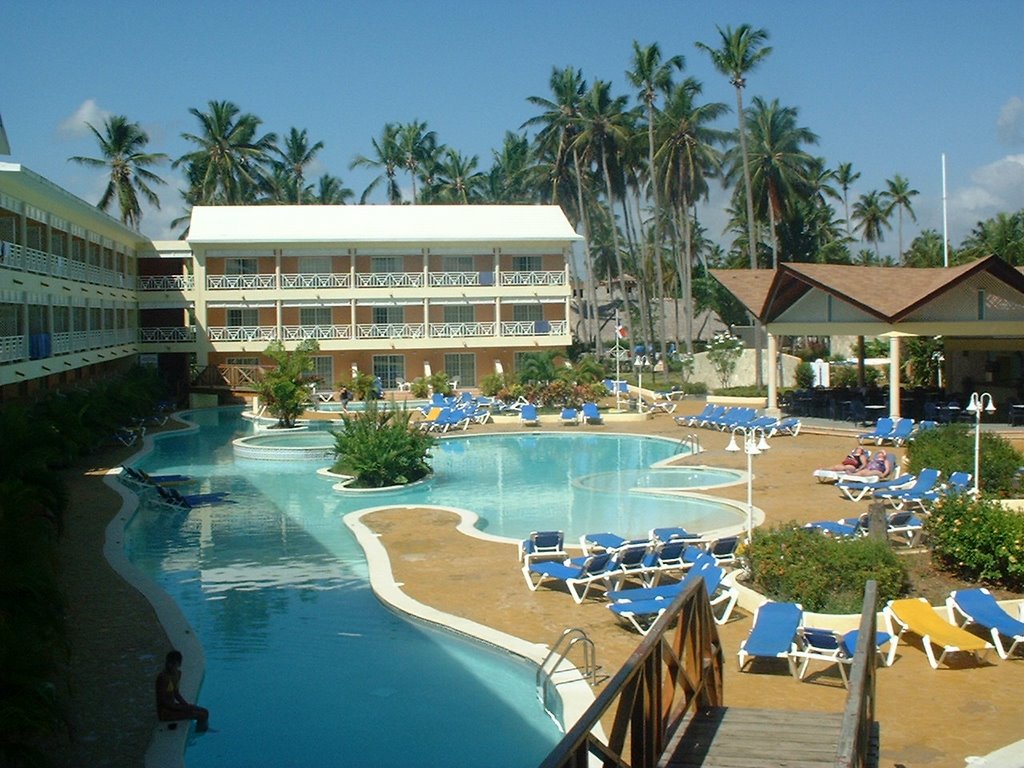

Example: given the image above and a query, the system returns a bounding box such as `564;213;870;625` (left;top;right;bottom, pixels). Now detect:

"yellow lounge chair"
884;597;994;669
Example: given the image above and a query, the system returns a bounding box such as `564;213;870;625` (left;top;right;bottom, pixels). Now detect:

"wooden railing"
836;580;879;768
538;577;723;768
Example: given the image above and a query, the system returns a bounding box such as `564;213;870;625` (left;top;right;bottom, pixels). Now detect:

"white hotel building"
0;163;581;402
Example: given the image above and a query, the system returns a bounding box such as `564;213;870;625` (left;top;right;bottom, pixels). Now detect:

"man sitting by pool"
156;650;209;731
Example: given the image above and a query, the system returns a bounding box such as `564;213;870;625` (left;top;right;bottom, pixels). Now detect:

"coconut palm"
310;174;354;205
175;100;277;206
274;127;324;204
485;132;537;203
834;162;860;237
350;123;403;204
852;190;892;259
397;121;438;204
626;42;684;359
960;210;1024;264
426;149;485;203
883;174;918;260
68;115;168;229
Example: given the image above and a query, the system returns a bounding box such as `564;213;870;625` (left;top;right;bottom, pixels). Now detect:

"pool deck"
48;401;1024;768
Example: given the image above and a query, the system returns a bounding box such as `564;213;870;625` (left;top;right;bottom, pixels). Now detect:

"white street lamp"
726;426;771;545
965;392;996;495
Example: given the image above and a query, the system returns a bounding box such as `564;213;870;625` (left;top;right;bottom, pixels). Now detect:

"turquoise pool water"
125;409;744;766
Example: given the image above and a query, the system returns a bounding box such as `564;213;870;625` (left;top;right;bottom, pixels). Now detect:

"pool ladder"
536;628;599;720
680;432;701;455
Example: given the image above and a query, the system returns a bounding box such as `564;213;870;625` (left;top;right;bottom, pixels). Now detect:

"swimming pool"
124;410;745;766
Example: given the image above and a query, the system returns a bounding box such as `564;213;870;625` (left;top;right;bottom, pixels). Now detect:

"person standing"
156;650;209;731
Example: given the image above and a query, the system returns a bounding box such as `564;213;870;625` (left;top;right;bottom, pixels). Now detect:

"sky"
5;0;1023;257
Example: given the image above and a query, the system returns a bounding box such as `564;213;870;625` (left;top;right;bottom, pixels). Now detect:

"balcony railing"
355;272;425;288
199;269;565;292
206;274;276;290
281;324;352;341
355;323;425;339
1;240;134;290
280;273;351;289
428;322;496;338
0;328;137;364
140;327;197;343
500;320;567;336
207;325;279;342
138;274;194;291
499;270;565;286
428;271;492;287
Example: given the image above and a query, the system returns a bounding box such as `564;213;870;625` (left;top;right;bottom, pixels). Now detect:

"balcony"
140;327;197;343
200;321;564;344
428;322;496;338
280;273;350;289
0;328;137;364
500;320;567;336
138;275;194;291
207;326;279;342
281;325;352;341
1;240;133;290
201;269;565;291
355;323;425;339
206;274;276;290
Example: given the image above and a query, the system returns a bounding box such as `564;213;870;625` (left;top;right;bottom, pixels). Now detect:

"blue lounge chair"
155;486;233;509
790;627;895;687
640;537;691;585
649;526;701;543
885;510;925;546
120;466;193;488
608;561;736;633
675;403;715;428
737;601;803;673
522;551;616;603
519;403;540;426
581;402;603;425
876;468;942;509
606;555;718;603
836;473;916;502
858;417;893;445
517;530;567;565
578;532;650;554
881;418;915;447
947;588;1024;660
708;536;739;565
768;417;801;437
559;407;580;426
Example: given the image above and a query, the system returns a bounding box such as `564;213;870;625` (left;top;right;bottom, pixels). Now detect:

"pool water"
125;409;744;766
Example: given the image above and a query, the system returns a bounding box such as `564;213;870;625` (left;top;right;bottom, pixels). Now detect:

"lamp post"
965;392;995;496
726;426;771;545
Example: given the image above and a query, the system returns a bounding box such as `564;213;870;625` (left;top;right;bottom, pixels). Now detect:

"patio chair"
395;377;412;392
875;468;942;509
522;551;616;604
519;403;540;426
790;627;895;688
708;536;739;565
581;402;603;425
608;561;735;633
119;466;193;488
578;532;651;554
676;403;715;428
885;510;926;547
737;601;803;674
640;537;691;585
883;597;994;669
649;526;701;543
858;417;894;445
606;555;718;604
768;416;801;437
881;418;915;447
517;530;567;565
645;397;677;415
835;473;916;502
805;513;868;539
947;588;1024;660
154;486;233;510
559;407;580;426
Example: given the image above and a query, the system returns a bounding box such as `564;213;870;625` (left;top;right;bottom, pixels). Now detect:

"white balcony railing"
206;274;277;290
1;241;134;289
428;271;492;287
500;320;567;336
0;335;24;363
280;273;351;289
499;270;565;287
138;275;194;291
140;327;197;343
281;324;352;341
207;326;279;342
428;322;496;338
356;323;425;339
355;272;424;289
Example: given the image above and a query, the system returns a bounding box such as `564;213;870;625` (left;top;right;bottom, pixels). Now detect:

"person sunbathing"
820;446;868;473
848;449;894;478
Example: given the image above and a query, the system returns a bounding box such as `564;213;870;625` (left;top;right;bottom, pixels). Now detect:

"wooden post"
867;502;888;541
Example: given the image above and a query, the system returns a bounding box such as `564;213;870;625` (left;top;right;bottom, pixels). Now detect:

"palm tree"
68;115;168;229
350;123;403;203
426;149;485;203
627;42;684;360
696;23;771;388
485;132;537;203
175;100;277;206
960;210;1024;264
834;162;860;237
397;121;438;204
852;190;892;259
310;174;354;205
883;174;918;260
275;127;324;204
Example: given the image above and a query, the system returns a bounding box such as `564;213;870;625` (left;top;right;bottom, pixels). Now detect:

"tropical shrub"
410;377;431;398
706;331;744;388
346;371;378;401
331;401;436;488
478;373;506;397
907;424;1022;497
747;524;907;613
794;361;814;389
257;339;317;427
928;493;1024;589
429;372;454;396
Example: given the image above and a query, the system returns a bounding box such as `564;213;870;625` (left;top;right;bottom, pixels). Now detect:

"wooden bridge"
539;581;879;768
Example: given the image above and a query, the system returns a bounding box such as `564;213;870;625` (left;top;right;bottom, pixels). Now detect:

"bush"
907;423;1023;497
478;373;506;397
927;493;1024;589
331;401;436;488
794;361;814;389
706;331;744;388
747;524;907;613
410;377;431;398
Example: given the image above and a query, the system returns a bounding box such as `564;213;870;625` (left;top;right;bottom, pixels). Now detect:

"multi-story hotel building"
0;162;581;402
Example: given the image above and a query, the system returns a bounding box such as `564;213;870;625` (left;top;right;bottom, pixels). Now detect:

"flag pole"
615;312;621;410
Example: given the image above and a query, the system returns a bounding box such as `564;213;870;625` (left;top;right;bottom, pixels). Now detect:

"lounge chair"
417;407;444;430
737;601;803;674
885;510;925;547
790;627;895;687
947;588;1024;659
881;418;915;447
640;537;691;585
154;486;233;510
644;397;677;415
884;597;994;668
649;526;701;543
517;530;567;565
608;561;736;633
522;551;616;604
581;402;603;425
119;466;193;488
769;417;801;437
606;554;717;604
519;404;540;426
676;403;716;428
858;417;894;445
395;377;412;392
835;473;916;502
559;407;580;426
578;532;651;554
805;516;867;539
875;468;942;509
112;426;142;447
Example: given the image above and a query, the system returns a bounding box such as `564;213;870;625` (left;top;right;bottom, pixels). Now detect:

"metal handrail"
536;628;598;720
680;433;701;455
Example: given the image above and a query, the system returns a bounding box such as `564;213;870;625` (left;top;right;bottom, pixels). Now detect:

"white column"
766;331;779;414
888;336;901;419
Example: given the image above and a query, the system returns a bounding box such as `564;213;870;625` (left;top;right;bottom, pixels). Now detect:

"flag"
615;322;628;339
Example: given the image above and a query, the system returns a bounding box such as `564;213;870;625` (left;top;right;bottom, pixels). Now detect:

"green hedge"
907;423;1023;497
747;524;908;613
927;493;1024;589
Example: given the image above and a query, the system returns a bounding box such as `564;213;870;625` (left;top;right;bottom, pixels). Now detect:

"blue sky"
6;0;1023;255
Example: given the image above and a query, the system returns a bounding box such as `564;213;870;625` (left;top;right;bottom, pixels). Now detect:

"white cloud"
949;154;1024;238
996;96;1024;147
57;99;111;138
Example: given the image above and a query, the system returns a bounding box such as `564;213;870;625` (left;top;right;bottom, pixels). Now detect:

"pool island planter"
331;473;434;493
232;431;336;461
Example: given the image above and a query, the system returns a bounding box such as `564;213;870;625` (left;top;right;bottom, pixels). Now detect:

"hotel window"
299;255;332;274
371;256;400;273
513;304;543;322
227;308;259;327
373;306;403;325
443;305;474;324
312;356;334;387
226;257;258;275
444;353;476;387
372;354;405;389
300;307;333;326
0;304;21;337
512;255;541;272
442;255;473;273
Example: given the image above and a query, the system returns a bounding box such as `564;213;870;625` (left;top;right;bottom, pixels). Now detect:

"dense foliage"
331;401;436;488
928;493;1024;589
747;524;907;613
907;423;1023;497
257;339;318;427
